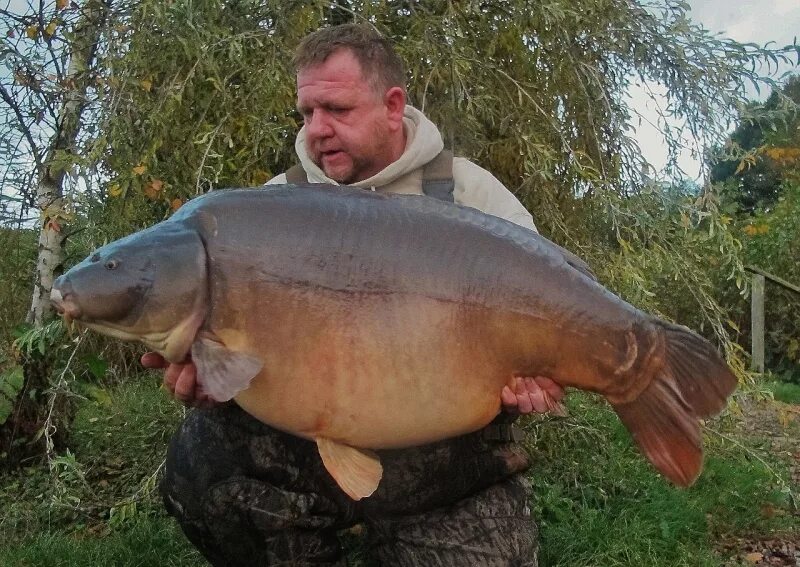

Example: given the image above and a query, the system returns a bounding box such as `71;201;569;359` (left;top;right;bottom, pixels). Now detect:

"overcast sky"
637;0;800;178
688;0;799;46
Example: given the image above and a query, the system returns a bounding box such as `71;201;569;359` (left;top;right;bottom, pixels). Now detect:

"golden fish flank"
51;185;737;500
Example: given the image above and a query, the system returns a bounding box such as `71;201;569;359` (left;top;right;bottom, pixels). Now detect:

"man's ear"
384;86;406;130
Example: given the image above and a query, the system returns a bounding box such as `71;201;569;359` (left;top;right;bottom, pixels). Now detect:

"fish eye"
90;253;100;263
104;259;119;270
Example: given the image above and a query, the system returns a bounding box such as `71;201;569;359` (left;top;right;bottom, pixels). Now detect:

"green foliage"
739;183;800;380
98;0;304;237
1;380;185;544
0;364;24;426
712;76;800;213
0;227;36;343
0;320;144;466
766;381;800;404
13;320;66;358
707;76;800;381
713;132;800;381
0;516;201;567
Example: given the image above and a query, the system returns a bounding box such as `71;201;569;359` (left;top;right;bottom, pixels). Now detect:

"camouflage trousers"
160;404;538;566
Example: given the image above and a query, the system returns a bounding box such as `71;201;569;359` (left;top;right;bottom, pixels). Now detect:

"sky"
636;0;800;179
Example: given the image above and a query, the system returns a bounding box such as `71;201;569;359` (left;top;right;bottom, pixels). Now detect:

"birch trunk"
26;0;109;326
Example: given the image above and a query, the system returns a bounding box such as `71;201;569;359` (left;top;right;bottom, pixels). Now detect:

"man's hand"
141;352;219;408
501;376;567;416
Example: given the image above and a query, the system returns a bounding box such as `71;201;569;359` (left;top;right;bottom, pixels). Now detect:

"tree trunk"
27;0;109;326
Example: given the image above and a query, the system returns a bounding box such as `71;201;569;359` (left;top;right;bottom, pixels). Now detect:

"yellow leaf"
56;0;68;9
108;183;122;197
44;20;57;38
132;164;146;175
143;179;164;200
744;552;763;564
778;408;796;429
25;25;38;40
140;79;152;92
170;198;183;212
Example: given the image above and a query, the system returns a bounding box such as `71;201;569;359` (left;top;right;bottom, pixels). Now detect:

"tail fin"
611;323;737;487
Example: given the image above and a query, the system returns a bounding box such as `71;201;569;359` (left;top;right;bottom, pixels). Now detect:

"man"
144;23;565;566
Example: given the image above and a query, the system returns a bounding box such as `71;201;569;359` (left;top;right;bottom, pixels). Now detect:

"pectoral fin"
316;437;383;501
191;337;263;402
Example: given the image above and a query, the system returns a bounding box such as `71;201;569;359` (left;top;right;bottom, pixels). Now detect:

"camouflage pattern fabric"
161;403;538;566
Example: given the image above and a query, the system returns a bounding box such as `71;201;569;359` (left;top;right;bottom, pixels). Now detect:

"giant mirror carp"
51;185;737;500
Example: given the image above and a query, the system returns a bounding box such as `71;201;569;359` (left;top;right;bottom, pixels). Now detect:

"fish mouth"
50;287;83;321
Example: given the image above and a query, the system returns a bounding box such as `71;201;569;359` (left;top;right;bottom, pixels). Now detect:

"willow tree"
95;0;795;370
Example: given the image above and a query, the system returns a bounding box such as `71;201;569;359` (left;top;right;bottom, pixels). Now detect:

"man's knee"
369;475;538;567
161;405;247;519
160;406;348;566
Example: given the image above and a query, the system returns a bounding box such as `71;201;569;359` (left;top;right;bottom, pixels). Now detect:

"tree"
711;75;800;213
0;0;113;463
1;1;109;319
710;76;800;380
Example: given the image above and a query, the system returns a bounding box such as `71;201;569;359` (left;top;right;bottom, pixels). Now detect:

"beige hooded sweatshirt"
268;105;536;232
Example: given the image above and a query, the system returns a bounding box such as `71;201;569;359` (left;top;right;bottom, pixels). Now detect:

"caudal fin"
612;323;737;487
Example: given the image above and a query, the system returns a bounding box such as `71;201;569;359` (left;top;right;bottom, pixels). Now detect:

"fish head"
51;222;208;362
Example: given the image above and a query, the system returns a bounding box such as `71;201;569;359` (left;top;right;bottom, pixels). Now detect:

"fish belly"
222;285;522;449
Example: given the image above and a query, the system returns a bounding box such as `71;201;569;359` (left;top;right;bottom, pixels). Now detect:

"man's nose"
305;109;334;139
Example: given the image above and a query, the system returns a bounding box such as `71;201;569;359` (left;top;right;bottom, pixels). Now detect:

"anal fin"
316;437;383;501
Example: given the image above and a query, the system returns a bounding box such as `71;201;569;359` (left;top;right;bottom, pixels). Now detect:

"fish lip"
50;288;83;320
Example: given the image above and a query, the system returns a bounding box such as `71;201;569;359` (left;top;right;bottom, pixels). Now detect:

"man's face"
297;49;404;184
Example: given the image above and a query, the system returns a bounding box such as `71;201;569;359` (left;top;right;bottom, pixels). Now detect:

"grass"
765;380;800;404
0;515;201;567
1;377;201;566
525;393;796;566
1;381;796;566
